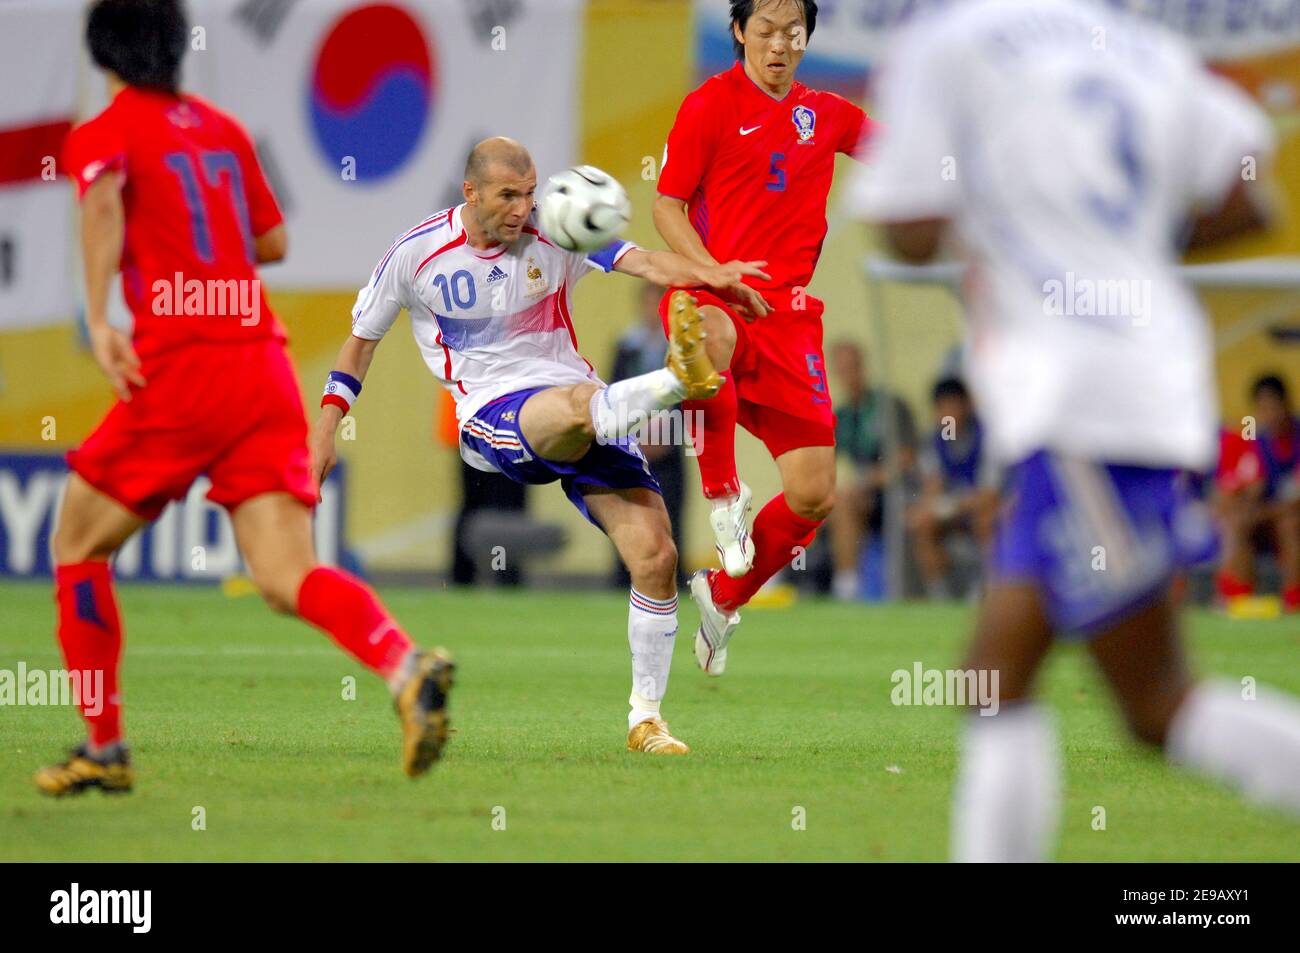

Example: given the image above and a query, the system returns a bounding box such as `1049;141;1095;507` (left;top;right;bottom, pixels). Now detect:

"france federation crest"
792;105;816;143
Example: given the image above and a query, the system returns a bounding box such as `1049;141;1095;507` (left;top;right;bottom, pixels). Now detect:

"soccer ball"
537;165;631;252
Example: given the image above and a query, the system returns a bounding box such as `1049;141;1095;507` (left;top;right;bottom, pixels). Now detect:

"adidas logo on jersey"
486;265;508;283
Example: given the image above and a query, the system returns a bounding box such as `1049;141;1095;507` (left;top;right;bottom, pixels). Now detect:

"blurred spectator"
826;340;916;601
611;283;686;587
1215;374;1300;611
452;464;528;586
908;376;997;600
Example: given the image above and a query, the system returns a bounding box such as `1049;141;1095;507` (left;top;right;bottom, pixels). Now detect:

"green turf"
0;580;1296;861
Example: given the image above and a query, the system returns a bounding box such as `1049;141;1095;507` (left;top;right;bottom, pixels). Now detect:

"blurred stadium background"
2;0;1298;591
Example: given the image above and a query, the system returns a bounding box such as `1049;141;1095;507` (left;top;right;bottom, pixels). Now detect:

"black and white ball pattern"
538;165;632;252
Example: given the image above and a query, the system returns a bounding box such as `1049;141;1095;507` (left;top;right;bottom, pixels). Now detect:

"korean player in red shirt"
654;0;873;675
36;0;453;797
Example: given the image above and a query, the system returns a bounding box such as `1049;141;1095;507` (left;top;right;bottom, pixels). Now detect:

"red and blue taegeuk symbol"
308;4;435;181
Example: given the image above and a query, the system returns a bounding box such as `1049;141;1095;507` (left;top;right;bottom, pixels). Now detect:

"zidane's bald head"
461;137;536;246
464;136;534;187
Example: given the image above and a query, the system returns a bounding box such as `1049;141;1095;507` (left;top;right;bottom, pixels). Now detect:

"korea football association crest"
167;102;202;129
792;105;816;143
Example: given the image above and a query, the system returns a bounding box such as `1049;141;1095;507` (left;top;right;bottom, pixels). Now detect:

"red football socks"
296;567;414;678
1284;583;1300;613
54;562;124;748
711;494;822;612
686;373;741;500
1215;571;1253;600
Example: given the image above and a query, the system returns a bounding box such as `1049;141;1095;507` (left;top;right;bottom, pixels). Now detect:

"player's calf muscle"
1110;672;1190;748
244;553;312;614
252;574;303;615
231;494;316;614
964;584;1053;702
1089;600;1192;748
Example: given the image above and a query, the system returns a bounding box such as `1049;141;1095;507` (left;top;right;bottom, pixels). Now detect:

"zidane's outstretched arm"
613;248;772;317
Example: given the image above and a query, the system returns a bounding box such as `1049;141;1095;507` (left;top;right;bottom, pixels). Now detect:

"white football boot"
689;570;741;677
710;481;755;578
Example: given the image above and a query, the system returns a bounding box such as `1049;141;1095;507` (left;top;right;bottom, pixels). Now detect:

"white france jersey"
351;203;635;451
848;0;1275;471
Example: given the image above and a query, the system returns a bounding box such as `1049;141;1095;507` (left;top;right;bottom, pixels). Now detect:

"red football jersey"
658;63;873;292
1215;428;1263;493
62;88;285;365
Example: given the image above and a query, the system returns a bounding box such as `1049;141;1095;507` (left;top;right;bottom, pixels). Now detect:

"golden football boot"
627;717;691;755
395;648;456;777
666;291;723;400
34;744;134;796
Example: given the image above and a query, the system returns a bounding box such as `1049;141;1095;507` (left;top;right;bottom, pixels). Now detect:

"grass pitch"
1;580;1296;861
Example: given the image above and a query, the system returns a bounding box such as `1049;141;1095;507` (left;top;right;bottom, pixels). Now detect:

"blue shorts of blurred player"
991;449;1218;638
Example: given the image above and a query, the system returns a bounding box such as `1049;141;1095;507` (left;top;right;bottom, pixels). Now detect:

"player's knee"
794;495;834;523
786;482;835;522
649;540;679;585
630;537;677;588
52;523;110;565
51;523;82;565
567;385;600;439
700;307;736;364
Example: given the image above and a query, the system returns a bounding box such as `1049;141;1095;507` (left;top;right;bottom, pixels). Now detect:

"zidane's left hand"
701;260;772;321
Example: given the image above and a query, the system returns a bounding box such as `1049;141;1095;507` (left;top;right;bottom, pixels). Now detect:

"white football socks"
952;702;1061;862
832;570;858;602
627;588;679;728
386;648;420;697
590;369;685;442
951;681;1300;862
1166;679;1300;815
950;679;1300;861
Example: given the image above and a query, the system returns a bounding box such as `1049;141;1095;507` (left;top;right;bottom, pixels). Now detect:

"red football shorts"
659;287;836;457
67;340;316;520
